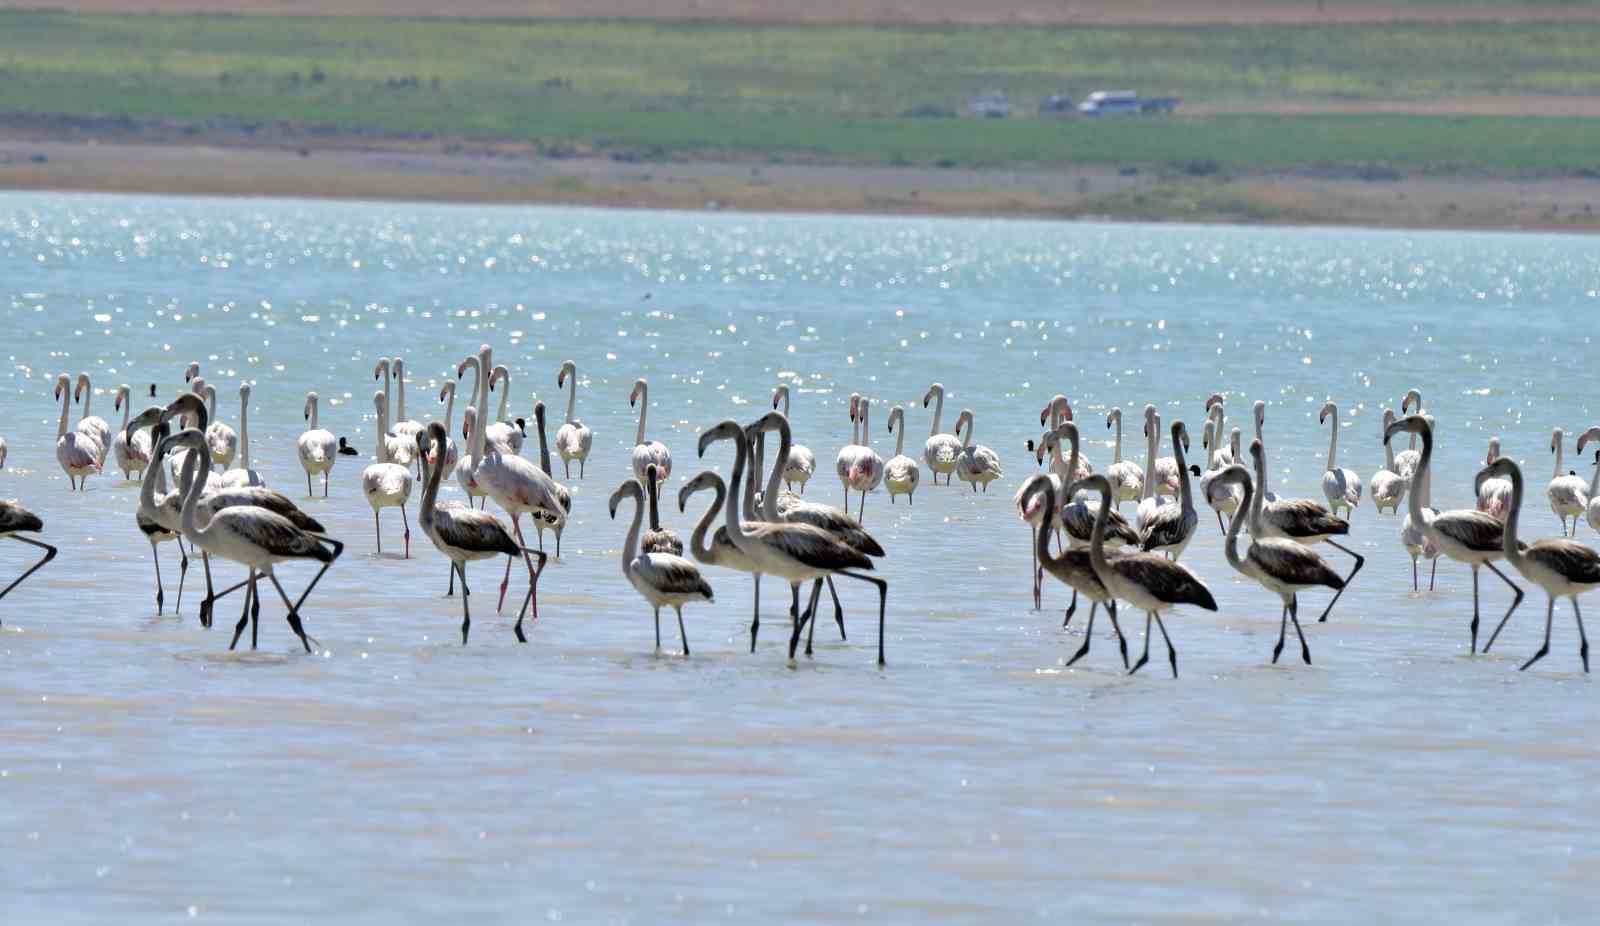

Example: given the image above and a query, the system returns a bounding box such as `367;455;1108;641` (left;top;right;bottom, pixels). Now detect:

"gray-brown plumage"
418;422;544;644
531;400;572;556
1019;474;1128;670
641;463;683;556
1247;438;1363;624
1476;457;1598;672
1137;422;1200;560
0;497;56;615
610;479;713;655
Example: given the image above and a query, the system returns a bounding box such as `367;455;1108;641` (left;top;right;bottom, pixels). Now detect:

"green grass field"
3;11;1600;173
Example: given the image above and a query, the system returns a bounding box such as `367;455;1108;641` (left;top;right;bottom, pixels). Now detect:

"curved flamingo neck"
1224;475;1251;573
57;380;71;438
858;400;871;450
619;486;643;580
1382;416;1397;470
238;390;251;470
928;388;944;435
891;409;905;457
1172;426;1194;514
442;385;456;432
1325;407;1340;471
78;375;93;421
419;432;443;521
1034;480;1065;570
1249;451;1270;534
760;416;792;522
1404;423;1434;527
1501;463;1526;569
687;478;725;563
377;361;392;413
177;436;209;540
307;395;319;431
776;387;790;417
118;389;131;429
473;349;492;462
646;470;664;531
1143;415;1159;501
1087;480;1114;575
724;429;758;549
536;411;552;476
1553;432;1565;478
1111;412;1123;464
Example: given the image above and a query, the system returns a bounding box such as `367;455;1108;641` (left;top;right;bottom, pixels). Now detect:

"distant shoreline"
5;130;1600;233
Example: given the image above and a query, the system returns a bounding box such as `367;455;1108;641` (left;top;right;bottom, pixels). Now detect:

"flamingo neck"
119;391;131;429
495;374;510;423
375;399;390;462
1249;451;1270;535
419;434;443;524
1405;425;1433;527
634;383;649;446
178;437;208;541
761;417;792;522
473;351;492;463
238;393;250;470
1224;476;1251;573
724;429;757;549
687;478;724;564
646;469;664;531
928;389;944;436
536;413;552;476
892;411;905;457
442;386;455;431
1230;429;1241;461
1087;480;1114;576
307;396;319;431
1326;408;1339;471
620;487;643;581
564;367;578;424
1034;481;1064;570
57;382;70;438
962;414;975;449
140;433;163;513
79;376;93;420
858;400;871;450
1383;420;1396;470
1173;428;1194;514
777;387;789;417
1204;425;1217;470
1143;418;1159;501
1588;455;1600;497
395;363;407;421
1501;464;1526;569
1111;413;1122;464
1553;434;1564;478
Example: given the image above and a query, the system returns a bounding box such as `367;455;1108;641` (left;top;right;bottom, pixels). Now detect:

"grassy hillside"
3;11;1600;173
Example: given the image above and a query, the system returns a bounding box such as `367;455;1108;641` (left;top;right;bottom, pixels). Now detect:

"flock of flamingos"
3;343;1600;676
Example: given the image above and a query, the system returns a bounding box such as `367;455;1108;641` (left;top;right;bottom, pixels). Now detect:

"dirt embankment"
5;0;1599;25
5;123;1600;234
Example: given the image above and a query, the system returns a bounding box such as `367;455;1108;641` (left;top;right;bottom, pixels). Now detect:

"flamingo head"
922;382;942;409
183;362;199;383
1383;415;1427;447
161;392;207;431
1205;392;1225;411
125;406;163;445
373;357;390;381
515;417;527;437
771;385;784;410
1552;428;1564;454
608;480;641;520
303;391;318;422
1106;408;1119;431
698;419;743;459
1401;389;1421;413
1486;438;1501;465
1319;401;1336;425
558;360;575;388
630;378;647;408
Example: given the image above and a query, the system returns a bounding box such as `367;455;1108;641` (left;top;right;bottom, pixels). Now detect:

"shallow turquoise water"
1;193;1598;923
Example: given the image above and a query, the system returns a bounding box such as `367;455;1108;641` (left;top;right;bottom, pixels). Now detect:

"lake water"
1;192;1597;923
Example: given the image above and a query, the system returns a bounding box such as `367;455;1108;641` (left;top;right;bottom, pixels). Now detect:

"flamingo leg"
802;579;825;656
498;513;523;613
1063;589;1078;629
446;562;456;597
1480;561;1526;653
653;607;662;651
787;584;804;660
1573;598;1590;673
323;472;329;498
150;541;165;613
307;471;313;496
1315;539;1364;623
288;537;343;622
1031;525;1040;611
1469;566;1482;653
675;606;690;656
1105;601;1130;669
1129;613;1153;675
749;574;761;653
456;563;471;644
834;570;888;666
401;503;411;559
512;547;546;643
825;577;846;639
266;572;314;653
1152;612;1179;678
1411;555;1419;592
374;510;383;555
1064;601;1100;667
1429;558;1438;591
1273;602;1289;664
229;572;253;650
1289;596;1312;665
248;571;260;650
0;537;58;614
1519;596;1554;672
175;540;190;615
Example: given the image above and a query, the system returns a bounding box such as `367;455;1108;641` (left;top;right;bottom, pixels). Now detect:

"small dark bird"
148;384;158;398
337;437;360;456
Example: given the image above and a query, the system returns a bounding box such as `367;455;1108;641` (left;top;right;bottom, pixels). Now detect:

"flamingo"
842;396;885;517
609;478;712;655
641;463;682;555
453;356;492;509
1370;409;1407;515
1318;401;1362;517
485;364;525;456
430;381;461;483
700;418;888;665
834;393;863;501
129;417;190;614
953;409;1002;493
1249;401;1281;503
883;405;921;504
1579;428;1600;536
73;373;111;468
755;411;882;655
629;377;671;486
161;428;341;652
1040;395;1092;479
1105;407;1145;509
1034;423;1139;623
0;497;57;614
1145;404;1180;497
297;391;338;497
1204;395;1234;467
1477;457;1599;673
460;346;565;614
1385;415;1523;653
1213;464;1343;665
216;383;266;489
555;360;594;479
679;470;768;651
528;401;573;557
1547;428;1589;536
1082;473;1218;678
389;358;426;448
0;437;6;470
1197;419;1242;533
53;373;102;490
1477;437;1512;521
1138;420;1200;561
1017;474;1129;669
1246;438;1364;624
417;422;544;644
921;383;962;485
1402;460;1441;593
1135;406;1174;531
110;384;152;480
771;384;815;493
196;381;238;472
363;391;414;558
1394;389;1423;478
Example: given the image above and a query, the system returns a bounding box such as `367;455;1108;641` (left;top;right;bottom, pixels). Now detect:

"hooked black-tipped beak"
1189;464;1202;476
516;417;527;435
